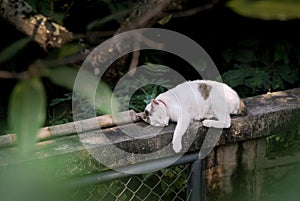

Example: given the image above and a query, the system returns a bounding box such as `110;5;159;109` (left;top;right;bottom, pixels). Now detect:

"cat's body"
139;80;246;153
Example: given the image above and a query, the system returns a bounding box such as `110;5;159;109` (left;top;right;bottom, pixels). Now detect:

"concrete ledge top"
0;88;299;176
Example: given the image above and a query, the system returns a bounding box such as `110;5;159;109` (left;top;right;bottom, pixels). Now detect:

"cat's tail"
236;100;247;116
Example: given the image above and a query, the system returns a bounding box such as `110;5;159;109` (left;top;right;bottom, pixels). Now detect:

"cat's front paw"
202;120;212;127
172;140;182;153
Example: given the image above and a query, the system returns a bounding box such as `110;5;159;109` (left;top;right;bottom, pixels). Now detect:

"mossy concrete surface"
0;88;299;177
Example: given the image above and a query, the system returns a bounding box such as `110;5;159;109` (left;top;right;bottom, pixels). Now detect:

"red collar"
157;99;167;108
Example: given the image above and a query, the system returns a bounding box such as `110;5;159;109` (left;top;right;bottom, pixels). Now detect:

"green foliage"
0;36;116;136
222;40;299;96
223;64;270;94
46;66;77;89
25;0;72;24
8;77;46;156
0;32;119;198
262;132;300;201
48;91;106;124
128;84;167;112
260;163;300;201
115;64;172;112
228;0;300;20
47;93;73;125
158;165;188;195
0;37;31;64
47;43;82;59
267;125;300;158
47;66;117;116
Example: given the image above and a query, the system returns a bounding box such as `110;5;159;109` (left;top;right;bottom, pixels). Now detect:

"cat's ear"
151;99;159;105
151;99;160;111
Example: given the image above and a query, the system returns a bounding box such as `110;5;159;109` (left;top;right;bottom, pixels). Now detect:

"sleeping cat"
138;80;246;153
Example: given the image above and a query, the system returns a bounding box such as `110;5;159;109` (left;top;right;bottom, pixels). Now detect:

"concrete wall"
0;88;299;200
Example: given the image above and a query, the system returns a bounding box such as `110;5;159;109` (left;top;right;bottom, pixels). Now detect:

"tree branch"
115;0;174;34
173;0;220;18
0;0;221;86
0;0;73;50
0;70;25;79
98;0;188;85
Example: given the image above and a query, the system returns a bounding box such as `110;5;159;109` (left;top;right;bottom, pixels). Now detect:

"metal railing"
67;152;206;201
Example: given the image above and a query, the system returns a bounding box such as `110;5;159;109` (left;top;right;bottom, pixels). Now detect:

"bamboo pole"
0;110;142;147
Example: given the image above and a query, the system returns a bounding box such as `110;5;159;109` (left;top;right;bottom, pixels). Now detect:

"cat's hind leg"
202;99;231;128
202;115;231;128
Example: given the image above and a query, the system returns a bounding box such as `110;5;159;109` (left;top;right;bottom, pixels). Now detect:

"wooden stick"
0;110;142;147
0;134;17;147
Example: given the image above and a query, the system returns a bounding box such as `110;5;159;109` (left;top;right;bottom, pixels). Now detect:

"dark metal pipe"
190;159;201;201
65;151;200;188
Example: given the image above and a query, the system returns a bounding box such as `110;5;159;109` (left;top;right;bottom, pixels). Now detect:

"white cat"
138;80;246;153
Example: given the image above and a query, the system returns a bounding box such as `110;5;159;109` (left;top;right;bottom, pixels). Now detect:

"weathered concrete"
205;134;300;201
0;88;299;177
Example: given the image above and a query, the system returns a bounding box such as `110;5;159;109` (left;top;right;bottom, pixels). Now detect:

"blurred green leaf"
228;0;300;20
0;37;31;64
47;43;82;59
47;66;77;89
8;77;46;155
158;14;173;25
47;66;118;114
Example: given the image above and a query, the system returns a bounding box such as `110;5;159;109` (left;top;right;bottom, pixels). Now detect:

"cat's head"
138;99;169;127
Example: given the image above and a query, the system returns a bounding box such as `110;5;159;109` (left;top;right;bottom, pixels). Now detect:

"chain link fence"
68;152;205;201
